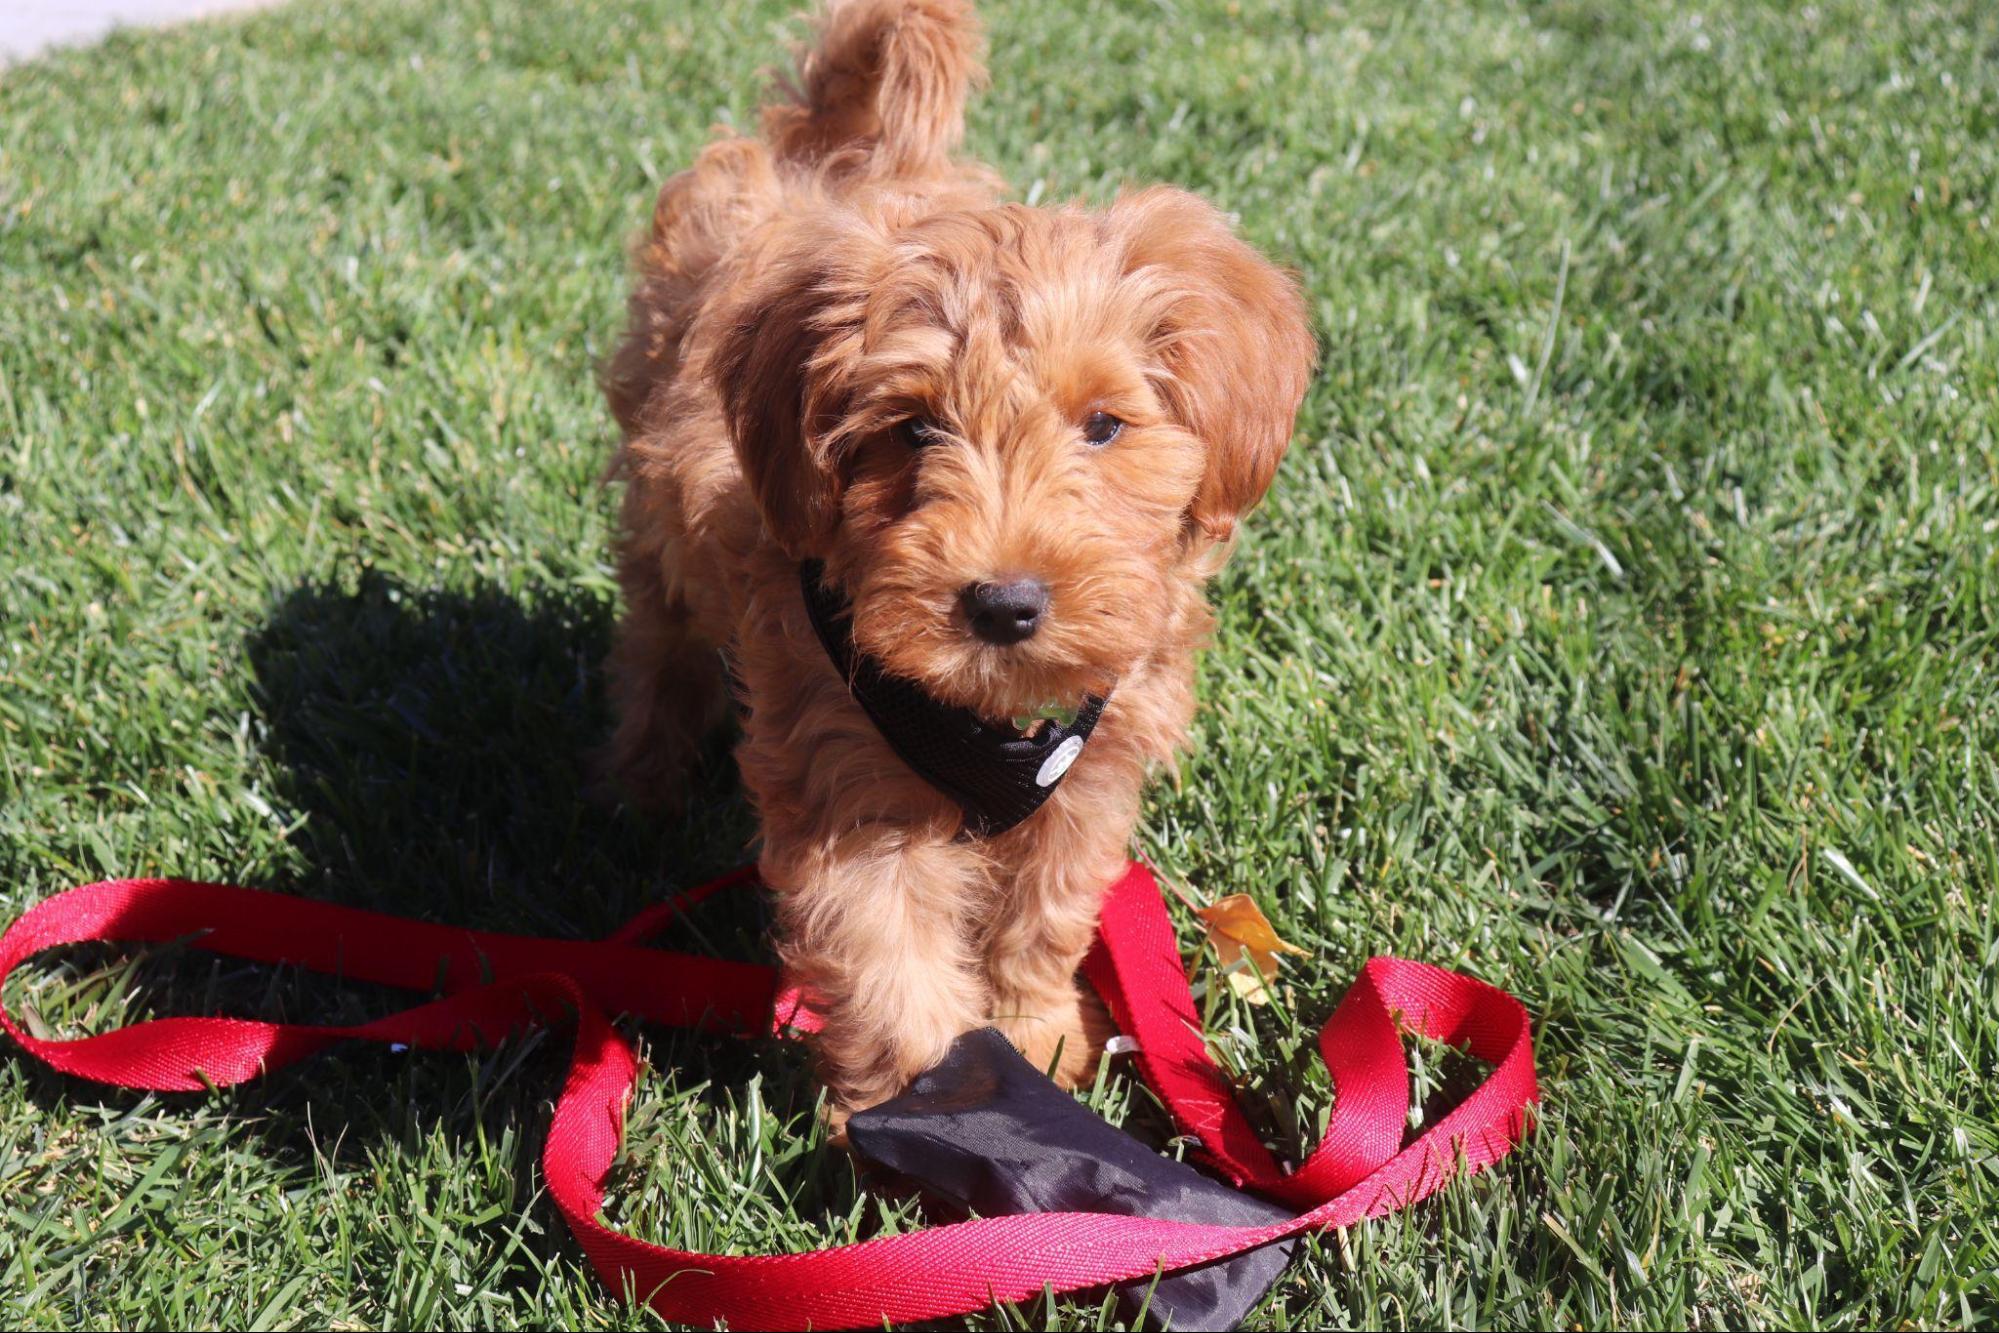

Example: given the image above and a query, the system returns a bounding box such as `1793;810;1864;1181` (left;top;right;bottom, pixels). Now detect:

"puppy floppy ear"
708;226;876;556
1106;187;1316;544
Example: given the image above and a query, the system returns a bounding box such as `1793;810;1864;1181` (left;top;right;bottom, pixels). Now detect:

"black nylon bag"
848;1027;1296;1330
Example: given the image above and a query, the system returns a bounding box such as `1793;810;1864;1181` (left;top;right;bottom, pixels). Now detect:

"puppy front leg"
768;832;990;1111
985;825;1127;1089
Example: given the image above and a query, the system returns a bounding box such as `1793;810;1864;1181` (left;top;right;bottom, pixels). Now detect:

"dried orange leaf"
1226;968;1274;1003
1206;934;1275;1004
1198;895;1310;1006
1199;894;1309;959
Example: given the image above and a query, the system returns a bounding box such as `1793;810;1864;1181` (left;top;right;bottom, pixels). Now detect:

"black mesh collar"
799;561;1109;837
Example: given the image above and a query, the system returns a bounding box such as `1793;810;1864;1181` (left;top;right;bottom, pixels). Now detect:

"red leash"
0;863;1537;1328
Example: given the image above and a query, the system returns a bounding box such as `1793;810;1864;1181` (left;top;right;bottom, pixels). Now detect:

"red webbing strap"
0;862;1537;1329
1083;865;1539;1209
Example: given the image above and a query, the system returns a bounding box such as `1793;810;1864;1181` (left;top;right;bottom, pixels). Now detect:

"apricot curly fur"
603;0;1315;1108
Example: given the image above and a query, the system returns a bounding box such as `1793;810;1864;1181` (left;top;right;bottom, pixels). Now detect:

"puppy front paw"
992;981;1114;1090
814;1003;979;1121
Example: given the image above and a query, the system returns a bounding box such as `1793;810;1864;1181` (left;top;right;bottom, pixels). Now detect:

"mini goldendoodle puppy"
603;0;1314;1110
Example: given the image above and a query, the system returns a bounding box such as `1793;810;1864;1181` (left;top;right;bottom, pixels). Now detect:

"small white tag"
1035;734;1085;787
1104;1034;1141;1057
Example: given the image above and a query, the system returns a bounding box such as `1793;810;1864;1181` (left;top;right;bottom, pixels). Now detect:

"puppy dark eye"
895;417;943;449
1082;412;1123;446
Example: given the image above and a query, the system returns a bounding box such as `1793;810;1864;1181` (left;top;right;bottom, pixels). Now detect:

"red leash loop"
0;863;1537;1328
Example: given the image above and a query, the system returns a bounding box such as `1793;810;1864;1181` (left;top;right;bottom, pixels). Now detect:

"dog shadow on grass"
245;571;750;933
13;572;856;1276
235;573;852;1239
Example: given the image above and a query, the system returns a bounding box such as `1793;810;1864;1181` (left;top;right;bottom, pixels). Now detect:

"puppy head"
711;186;1314;720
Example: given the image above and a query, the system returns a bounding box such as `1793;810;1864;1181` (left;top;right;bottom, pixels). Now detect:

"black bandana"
799;561;1109;837
849;1027;1296;1330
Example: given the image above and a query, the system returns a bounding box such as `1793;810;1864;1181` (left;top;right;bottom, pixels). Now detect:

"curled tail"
762;0;984;176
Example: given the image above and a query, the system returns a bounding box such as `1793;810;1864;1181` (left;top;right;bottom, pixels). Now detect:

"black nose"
961;579;1049;645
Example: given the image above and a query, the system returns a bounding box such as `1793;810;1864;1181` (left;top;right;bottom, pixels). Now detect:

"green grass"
3;0;1997;1326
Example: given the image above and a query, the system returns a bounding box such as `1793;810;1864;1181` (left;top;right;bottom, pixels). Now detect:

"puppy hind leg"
601;555;729;811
